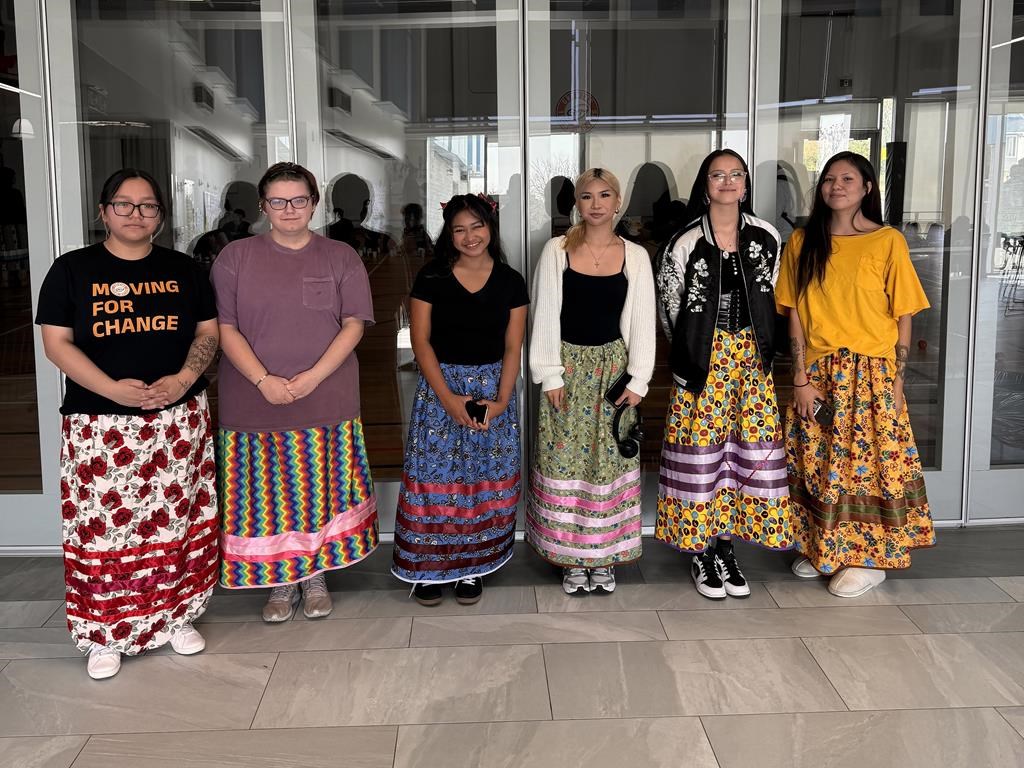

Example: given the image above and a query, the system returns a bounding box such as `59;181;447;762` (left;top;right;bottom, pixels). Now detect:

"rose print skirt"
527;339;642;568
218;418;378;588
59;393;219;656
392;361;520;584
655;328;793;554
786;348;935;573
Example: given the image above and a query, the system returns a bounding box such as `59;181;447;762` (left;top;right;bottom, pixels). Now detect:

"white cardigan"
528;236;658;396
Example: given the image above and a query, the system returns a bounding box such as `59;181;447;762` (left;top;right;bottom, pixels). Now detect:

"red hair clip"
477;193;498;213
439;201;448;210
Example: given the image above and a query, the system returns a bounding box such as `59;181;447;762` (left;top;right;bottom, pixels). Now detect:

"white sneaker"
169;622;206;655
262;584;299;623
828;567;886;598
790;555;821;579
87;643;121;680
589;566;616;594
562;567;591;595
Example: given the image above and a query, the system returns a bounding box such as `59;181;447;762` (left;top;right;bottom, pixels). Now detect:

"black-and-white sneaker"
691;552;726;600
714;545;750;598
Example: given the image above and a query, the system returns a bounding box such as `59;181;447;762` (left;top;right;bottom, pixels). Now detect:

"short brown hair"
257;162;320;205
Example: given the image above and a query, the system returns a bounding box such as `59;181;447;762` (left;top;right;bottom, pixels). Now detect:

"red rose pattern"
59;400;217;653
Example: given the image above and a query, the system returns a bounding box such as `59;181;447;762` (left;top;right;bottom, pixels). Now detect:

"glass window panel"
310;1;523;481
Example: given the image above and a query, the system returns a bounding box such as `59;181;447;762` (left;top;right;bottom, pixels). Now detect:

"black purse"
612;403;644;459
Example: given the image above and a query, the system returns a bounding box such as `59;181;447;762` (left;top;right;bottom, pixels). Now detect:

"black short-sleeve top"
410;260;529;365
34;243;218;416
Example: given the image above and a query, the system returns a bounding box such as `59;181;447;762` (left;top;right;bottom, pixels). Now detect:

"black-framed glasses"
107;201;162;218
708;170;747;185
264;195;311;210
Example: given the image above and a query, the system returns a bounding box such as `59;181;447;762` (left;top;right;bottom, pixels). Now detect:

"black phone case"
604;372;630;407
813;398;835;427
465;400;487;423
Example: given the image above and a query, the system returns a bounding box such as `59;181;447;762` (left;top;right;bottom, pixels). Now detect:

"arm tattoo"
183;334;218;378
789;336;806;371
895;344;909;382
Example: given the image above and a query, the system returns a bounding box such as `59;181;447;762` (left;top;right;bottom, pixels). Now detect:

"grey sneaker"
589;566;616;594
262;583;299;623
301;573;333;619
562;567;591;595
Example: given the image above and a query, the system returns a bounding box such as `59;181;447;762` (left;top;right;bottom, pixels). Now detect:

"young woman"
392;193;528;605
776;151;934;597
36;168;219;679
655;150;793;600
212;162;378;621
528;167;657;595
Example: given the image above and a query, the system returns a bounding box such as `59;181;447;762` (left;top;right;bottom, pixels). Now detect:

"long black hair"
684;149;755;223
433;193;506;269
98;168;167;215
797;151;883;296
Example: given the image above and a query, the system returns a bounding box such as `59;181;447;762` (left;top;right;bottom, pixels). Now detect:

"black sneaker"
454;577;483;605
714;543;751;598
413;582;443;606
691;552;726;600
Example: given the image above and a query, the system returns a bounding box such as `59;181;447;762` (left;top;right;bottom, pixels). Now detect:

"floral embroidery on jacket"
749;241;774;293
687;258;710;312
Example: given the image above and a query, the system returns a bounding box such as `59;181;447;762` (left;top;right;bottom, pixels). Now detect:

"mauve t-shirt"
211;232;374;432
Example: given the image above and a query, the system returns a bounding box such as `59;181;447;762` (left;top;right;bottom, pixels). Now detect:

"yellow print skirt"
786;348;935;573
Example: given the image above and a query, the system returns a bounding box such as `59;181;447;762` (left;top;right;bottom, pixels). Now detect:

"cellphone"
812;398;835;427
465;400;487;423
604;372;630;407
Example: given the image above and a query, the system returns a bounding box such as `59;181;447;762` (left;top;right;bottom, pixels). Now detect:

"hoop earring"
703;193;710;205
739;191;747;203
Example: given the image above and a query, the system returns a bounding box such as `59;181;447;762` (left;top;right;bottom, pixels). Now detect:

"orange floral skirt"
786;349;934;573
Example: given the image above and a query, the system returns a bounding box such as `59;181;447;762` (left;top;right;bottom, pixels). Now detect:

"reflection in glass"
313;2;522;479
0;9;42;491
756;1;983;471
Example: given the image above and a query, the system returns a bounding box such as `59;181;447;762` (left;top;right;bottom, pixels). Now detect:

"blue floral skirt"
391;361;521;584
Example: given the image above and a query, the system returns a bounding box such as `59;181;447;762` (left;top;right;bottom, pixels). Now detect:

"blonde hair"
563;167;622;252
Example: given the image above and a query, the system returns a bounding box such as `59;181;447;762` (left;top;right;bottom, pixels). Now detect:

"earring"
740;191;747;203
703;193;710;205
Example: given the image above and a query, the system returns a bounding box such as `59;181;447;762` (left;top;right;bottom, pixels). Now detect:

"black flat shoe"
454;577;483;605
413;582;443;606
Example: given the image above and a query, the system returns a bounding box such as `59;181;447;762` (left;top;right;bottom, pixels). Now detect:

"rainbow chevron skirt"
217;418;378;588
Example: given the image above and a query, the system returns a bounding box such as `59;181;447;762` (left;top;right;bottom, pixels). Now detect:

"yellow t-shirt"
775;226;930;365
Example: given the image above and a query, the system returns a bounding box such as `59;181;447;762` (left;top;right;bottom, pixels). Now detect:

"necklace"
713;229;737;253
583;237;618;270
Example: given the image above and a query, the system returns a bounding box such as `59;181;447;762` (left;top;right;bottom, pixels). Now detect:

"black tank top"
560;263;628;346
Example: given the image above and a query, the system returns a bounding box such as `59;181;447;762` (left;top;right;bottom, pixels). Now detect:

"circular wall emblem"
110;282;129;297
554;89;600;132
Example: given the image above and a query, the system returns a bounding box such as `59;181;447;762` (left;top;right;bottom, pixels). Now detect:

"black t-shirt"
35;243;218;415
410;260;529;365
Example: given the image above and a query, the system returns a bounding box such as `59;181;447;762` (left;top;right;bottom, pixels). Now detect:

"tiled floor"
2;528;1024;767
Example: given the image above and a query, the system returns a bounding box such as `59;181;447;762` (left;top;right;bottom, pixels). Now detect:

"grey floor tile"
703;708;1024;768
998;707;1024;739
639;540;796;583
410;611;666;647
804;632;1024;709
659;606;920;640
44;609;67;629
766;577;1014;608
0;628;80;659
253;645;551;727
901;603;1024;633
294;586;538;620
70;727;397;768
0;602;63;629
0;559;66;601
198;617;411;653
535;582;776;613
196;593;269;624
891;527;1024;579
0;735;87;768
992;577;1024;602
0;653;277;736
393;717;719;768
543;639;846;718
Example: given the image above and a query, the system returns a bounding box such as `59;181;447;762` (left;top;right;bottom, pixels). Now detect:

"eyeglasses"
107;201;162;218
708;171;747;185
264;196;312;210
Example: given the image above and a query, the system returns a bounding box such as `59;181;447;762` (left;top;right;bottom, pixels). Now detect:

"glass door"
525;0;753;526
754;0;985;523
0;0;62;550
969;0;1024;522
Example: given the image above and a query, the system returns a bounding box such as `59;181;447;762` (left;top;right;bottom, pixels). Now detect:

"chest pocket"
302;277;335;310
854;254;886;292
